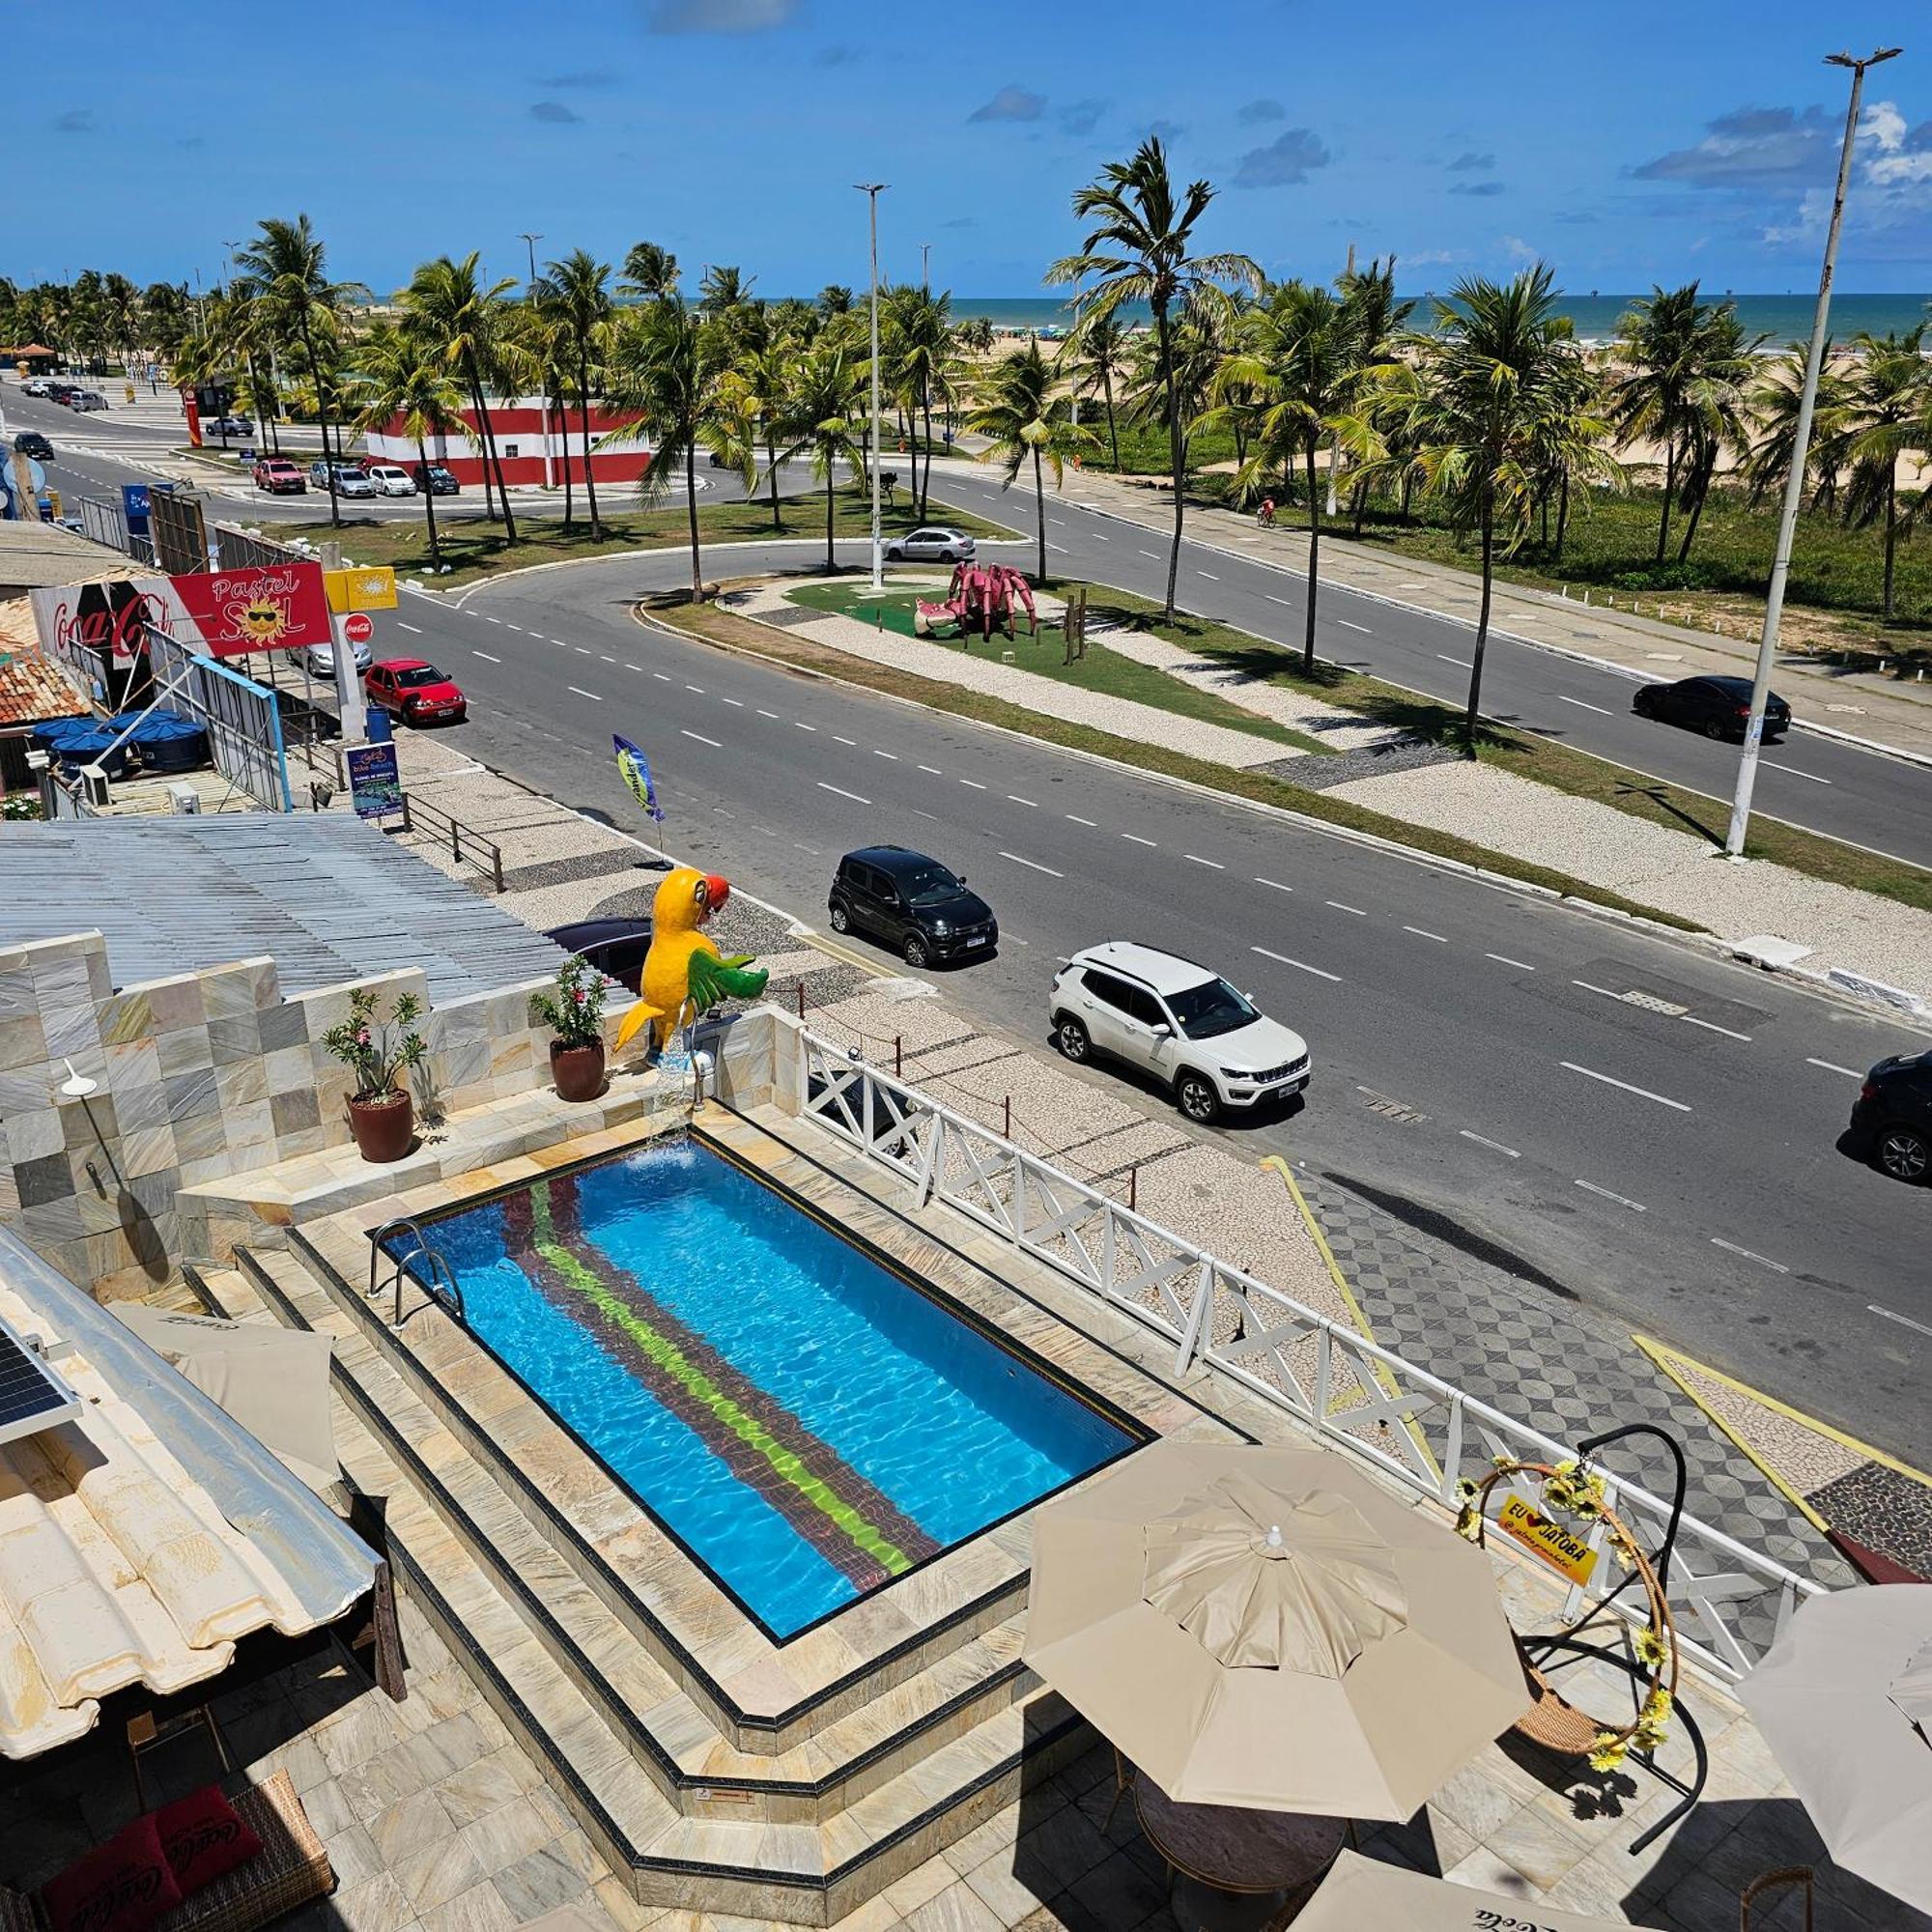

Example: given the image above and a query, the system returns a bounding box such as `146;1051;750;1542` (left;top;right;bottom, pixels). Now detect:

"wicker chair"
0;1773;334;1932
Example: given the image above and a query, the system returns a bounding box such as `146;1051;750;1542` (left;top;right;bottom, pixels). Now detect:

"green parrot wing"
685;950;770;1013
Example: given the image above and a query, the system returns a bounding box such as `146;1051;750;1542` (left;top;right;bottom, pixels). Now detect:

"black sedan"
8;431;53;462
1849;1050;1932;1183
1633;674;1790;744
828;845;997;969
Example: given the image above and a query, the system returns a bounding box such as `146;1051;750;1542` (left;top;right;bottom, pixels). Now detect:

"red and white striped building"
364;397;651;490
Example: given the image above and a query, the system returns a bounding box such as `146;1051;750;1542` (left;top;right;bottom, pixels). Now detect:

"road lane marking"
1094;532;1109;541
1559;1062;1690;1112
1870;1304;1932;1340
652;671;671;682
685;684;705;693
471;650;501;663
396;621;422;634
1000;851;1064;876
681;730;722;748
485;615;502;624
505;623;525;632
1325;900;1366;916
1683;1014;1752;1041
1008;794;1037;807
1252;946;1341;982
795;721;817;731
1123;833;1157;846
722;696;744;706
959;778;986;789
758;708;779;718
1403;925;1448;943
1256;876;1293;893
1711;1237;1788;1273
1460;1130;1520;1158
1557;695;1613;716
919;764;942;774
1336;618;1372;634
1048;543;1068;554
1807;1058;1862;1078
817;781;871;805
834;734;857;746
1573;980;1619;999
1185;854;1225;869
599;654;616;663
575;646;593;655
1267;594;1293;607
1197;570;1219;581
873;749;897;759
1436;653;1473;668
1066;813;1097;826
567;685;602;701
625;664;641;671
1139;549;1160;558
1577;1179;1646;1211
1764;762;1833;785
1486;952;1535;970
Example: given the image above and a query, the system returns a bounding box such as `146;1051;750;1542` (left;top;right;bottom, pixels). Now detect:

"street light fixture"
519;233;544;292
1724;44;1902;860
856;183;888;590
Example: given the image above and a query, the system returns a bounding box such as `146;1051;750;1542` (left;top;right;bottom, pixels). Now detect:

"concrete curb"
637;605;1932;1034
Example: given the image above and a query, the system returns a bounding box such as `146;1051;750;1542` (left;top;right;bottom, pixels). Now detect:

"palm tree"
401;253;518;540
732;335;799;530
620;242;680;303
233;216;366;526
1668;306;1761;564
1406;266;1602;753
1336;258;1413;531
1051;137;1260;621
546;249;613;539
818;285;854;318
1067;309;1131;469
352;325;469;572
884;283;954;518
101;272;142;376
967;340;1096;581
602;298;725;599
514;285;576;525
1832;327;1929;622
699;266;753;316
1744;341;1852;515
1215;281;1360;672
954;315;995;356
772;339;868;572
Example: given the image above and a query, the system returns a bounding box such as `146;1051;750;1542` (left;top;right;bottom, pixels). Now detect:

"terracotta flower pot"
347;1090;414;1163
551;1038;607;1103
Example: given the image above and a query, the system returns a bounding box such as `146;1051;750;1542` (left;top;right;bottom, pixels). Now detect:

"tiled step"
204;1255;1088;1924
285;1221;1027;1753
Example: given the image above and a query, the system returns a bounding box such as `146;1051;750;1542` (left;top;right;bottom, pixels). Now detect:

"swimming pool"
395;1137;1136;1638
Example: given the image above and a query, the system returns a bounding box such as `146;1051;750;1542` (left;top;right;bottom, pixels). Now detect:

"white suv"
1049;941;1311;1123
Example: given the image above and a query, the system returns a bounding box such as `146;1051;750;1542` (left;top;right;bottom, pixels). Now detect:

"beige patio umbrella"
1738;1582;1932;1917
1297;1850;1632;1929
115;1305;339;1495
1023;1441;1529;1818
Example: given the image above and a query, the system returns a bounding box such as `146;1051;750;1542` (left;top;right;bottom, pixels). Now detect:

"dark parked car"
8;432;53;462
1849;1050;1932;1183
545;918;653;995
1633;674;1790;744
828;845;996;969
412;463;461;495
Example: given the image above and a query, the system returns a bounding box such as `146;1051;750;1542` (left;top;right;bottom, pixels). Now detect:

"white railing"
790;1023;1822;1680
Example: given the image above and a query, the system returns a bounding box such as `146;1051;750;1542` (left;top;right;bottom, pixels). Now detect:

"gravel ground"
1662;1351;1867;1496
733;582;1292;771
1331;759;1932;993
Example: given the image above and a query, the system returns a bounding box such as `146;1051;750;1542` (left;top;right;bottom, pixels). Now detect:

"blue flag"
612;733;666;824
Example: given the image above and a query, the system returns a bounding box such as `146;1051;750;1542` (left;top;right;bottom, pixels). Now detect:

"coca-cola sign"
31;562;331;666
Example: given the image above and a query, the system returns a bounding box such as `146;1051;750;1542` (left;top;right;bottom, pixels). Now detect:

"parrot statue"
614;867;770;1054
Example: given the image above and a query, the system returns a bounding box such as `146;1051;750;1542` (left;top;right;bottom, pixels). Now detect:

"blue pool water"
408;1139;1133;1637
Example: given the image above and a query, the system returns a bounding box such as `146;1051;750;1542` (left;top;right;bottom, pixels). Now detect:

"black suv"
8;432;53;462
1849;1050;1932;1182
829;846;997;969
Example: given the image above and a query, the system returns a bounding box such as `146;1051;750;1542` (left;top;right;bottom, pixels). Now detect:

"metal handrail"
396;792;506;892
367;1217;466;1327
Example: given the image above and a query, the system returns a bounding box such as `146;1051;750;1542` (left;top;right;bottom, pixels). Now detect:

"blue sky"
18;0;1928;298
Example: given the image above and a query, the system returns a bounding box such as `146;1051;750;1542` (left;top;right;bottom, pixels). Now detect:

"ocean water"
410;1139;1131;1638
948;293;1931;345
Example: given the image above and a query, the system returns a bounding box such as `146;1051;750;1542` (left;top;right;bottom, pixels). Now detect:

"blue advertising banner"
122;483;152;536
346;741;402;820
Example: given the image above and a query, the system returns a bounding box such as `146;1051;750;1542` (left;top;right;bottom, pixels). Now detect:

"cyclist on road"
1257;497;1276;528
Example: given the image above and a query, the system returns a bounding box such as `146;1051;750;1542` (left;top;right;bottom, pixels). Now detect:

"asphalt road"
18;386;1931;867
352;541;1931;1467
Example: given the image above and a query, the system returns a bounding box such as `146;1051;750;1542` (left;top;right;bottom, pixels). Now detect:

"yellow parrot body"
614;867;769;1053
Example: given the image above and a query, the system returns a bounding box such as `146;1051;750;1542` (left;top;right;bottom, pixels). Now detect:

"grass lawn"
280;486;1018;589
1077;583;1932;913
781;579;1328;753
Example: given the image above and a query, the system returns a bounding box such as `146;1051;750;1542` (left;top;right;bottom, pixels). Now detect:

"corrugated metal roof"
0;1227;377;1760
0;520;128;591
0;816;571;999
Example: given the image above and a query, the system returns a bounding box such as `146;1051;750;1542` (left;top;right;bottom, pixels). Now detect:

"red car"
365;659;468;726
252;458;306;494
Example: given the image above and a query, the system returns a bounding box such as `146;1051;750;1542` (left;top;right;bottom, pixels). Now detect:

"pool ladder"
369;1217;466;1329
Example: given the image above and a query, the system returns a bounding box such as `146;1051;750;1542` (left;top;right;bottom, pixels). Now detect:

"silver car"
302;638;373;679
884;526;977;563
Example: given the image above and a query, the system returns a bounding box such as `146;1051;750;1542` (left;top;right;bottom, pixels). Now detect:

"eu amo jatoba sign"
1495;1495;1600;1588
324;565;397;612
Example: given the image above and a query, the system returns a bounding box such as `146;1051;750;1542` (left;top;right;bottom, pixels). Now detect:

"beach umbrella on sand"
1738;1583;1932;1917
1297;1850;1633;1930
1023;1442;1529;1818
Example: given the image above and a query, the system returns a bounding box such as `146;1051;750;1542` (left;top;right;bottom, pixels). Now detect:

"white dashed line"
652;672;671;682
1197;570;1219;581
959;778;986;789
1557;695;1612;716
575;646;593;656
485;615;502;624
795;722;817;732
504;623;525;633
817;781;871;805
1486;953;1535;971
1065;813;1097;826
1267;594;1293;607
1008;794;1037;808
758;708;779;719
1573;980;1619;999
1325;900;1366;917
1577;1179;1646;1211
722;696;744;707
396;621;422;634
1123;833;1157;847
873;749;897;759
1710;1237;1788;1273
1764;762;1833;785
1403;925;1447;943
625;664;641;672
685;684;705;694
1139;549;1160;558
1048;543;1068;554
1870;1303;1932;1339
833;734;856;746
599;655;616;664
1559;1062;1690;1112
1460;1130;1520;1158
1000;851;1064;877
1185;854;1225;869
1436;653;1473;668
1256;877;1293;894
1252;946;1341;982
1683;1014;1752;1041
919;764;942;775
1336;618;1372;634
1807;1058;1863;1078
567;686;602;701
1094;532;1109;541
471;650;501;663
681;730;722;748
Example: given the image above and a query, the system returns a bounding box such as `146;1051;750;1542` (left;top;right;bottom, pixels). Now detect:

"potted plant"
529;954;608;1102
323;987;429;1163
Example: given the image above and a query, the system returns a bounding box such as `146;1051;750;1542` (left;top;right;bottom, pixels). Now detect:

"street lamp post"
856;183;888;590
520;233;543;290
1724;45;1901;860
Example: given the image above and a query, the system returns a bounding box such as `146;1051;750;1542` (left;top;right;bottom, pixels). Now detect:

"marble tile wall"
0;929;626;1301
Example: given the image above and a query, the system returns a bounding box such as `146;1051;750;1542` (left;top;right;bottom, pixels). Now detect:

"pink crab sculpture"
914;562;1038;644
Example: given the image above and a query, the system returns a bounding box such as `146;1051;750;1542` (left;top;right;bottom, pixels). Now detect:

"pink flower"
573;988;586;1005
356;1028;372;1046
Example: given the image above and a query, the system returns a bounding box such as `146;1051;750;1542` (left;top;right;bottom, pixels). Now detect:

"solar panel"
0;1316;83;1447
